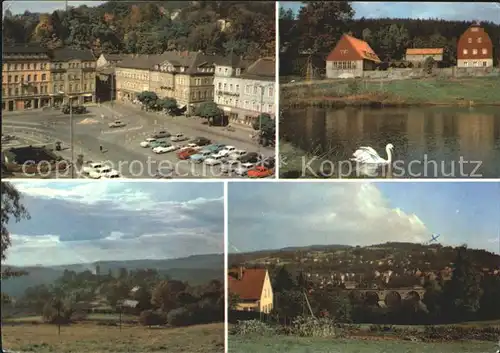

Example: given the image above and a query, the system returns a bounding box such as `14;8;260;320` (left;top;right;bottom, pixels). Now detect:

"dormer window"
477;37;482;43
468;38;472;43
236;68;241;76
180;67;185;72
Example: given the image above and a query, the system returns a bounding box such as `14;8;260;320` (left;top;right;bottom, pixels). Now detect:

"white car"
171;133;188;142
109;120;126;128
204;154;225;166
88;166;114;179
153;145;179;154
82;162;105;174
228;150;247;160
221;160;240;173
140;137;157;148
102;170;121;178
217;145;237;157
179;143;199;152
235;162;255;176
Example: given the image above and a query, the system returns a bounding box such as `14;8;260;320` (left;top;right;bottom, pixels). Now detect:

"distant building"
96;53;132;68
325;34;381;79
405;48;443;64
457;22;493;68
228;267;273;313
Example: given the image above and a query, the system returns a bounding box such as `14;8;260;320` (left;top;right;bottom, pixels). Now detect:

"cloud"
6;182;224;266
228;182;430;252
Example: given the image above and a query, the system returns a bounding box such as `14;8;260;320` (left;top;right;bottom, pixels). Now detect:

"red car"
177;148;198;160
247;166;274;178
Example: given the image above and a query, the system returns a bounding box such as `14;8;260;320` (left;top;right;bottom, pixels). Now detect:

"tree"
151;280;186;312
424;56;435;75
273;266;296;292
195;102;223;125
1;182;30;261
252;113;275;147
442;247;483;321
157;98;178;113
137;91;158;109
106;281;130;308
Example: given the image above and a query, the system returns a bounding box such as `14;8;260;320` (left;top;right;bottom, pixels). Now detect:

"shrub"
291;316;337;337
139;310;167;326
167;307;194;327
229;319;276;336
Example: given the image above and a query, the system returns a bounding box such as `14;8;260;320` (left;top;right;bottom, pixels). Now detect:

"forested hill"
279;3;500;65
2;1;275;59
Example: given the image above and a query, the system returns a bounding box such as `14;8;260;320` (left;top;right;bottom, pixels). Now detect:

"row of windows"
190;90;213;100
216;66;241;76
52;72;95;80
243;84;274;97
5;74;47;83
331;61;358;69
463;48;488;55
467;36;483;44
194;77;212;86
4;85;49;96
462;61;489;67
215;95;274;114
3;62;48;71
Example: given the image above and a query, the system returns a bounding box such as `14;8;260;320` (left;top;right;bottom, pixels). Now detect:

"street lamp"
59;91;75;178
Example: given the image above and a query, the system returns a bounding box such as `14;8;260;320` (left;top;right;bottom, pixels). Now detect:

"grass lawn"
3;322;224;353
228;335;495;353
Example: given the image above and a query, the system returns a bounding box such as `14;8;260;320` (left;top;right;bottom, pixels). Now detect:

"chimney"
238;266;244;280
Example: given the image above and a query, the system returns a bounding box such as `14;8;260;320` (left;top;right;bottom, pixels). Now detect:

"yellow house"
228;267;273;314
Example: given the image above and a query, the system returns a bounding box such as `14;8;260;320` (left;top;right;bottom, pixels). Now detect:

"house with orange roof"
325;34;381;79
405;48;444;65
228;267;273;313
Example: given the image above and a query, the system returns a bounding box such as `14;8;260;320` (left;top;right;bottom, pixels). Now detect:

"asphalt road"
2;105;275;179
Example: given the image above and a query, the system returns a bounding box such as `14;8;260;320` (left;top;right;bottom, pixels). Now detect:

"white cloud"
228;182;431;252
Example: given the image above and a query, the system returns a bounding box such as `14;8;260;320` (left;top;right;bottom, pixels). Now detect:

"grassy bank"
2;322;224;353
229;335;494;353
281;77;500;107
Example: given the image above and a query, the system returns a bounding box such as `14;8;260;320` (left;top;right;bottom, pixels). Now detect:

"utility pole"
70;96;74;178
259;85;264;155
111;70;115;108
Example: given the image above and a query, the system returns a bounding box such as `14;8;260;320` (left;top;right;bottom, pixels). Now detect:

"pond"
280;106;500;178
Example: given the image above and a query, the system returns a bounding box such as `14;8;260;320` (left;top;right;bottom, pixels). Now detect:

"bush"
291;316;337;337
167;307;194;327
139;310;167;326
229;319;277;336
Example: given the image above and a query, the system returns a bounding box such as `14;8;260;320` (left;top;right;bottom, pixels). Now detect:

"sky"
5;181;224;267
282;2;500;24
228;182;500;255
2;1;105;15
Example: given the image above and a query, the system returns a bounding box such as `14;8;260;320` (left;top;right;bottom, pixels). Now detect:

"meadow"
281;77;500;106
2;322;224;353
228;335;495;353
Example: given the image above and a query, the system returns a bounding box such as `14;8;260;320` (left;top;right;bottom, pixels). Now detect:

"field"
2;322;224;353
228;335;495;353
281;77;500;106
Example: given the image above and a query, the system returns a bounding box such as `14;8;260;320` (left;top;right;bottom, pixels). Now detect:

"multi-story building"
96;53;132;68
228;267;274;314
116;51;219;114
2;44;52;111
457;23;494;68
213;54;250;123
238;57;276;125
50;48;96;106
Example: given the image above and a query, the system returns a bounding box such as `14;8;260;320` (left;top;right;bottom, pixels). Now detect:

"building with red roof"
326;34;381;79
228;267;273;313
457;23;493;68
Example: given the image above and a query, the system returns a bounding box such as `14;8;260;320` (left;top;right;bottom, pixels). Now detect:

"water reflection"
281;107;500;178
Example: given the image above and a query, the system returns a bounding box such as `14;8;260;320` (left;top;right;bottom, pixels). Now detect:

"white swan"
351;143;394;165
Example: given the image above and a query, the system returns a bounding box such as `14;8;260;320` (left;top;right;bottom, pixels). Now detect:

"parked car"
177;148;198;160
190;150;213;163
62;105;87;114
217;145;237;157
101;170;121;178
261;156;275;169
171;133;188;142
82;162;105;175
150;140;170;149
204;144;225;153
204;154;225;166
153;130;171;138
140;137;157;148
153;144;179;154
247;166;274;178
220;160;240;174
108;120;126;128
190;137;211;146
240;152;263;163
228;150;247;160
88;166;115;179
234;162;255;176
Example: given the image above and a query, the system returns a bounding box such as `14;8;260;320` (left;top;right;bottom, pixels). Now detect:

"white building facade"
214;56;275;126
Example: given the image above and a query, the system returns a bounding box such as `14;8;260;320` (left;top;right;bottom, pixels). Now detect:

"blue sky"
3;1;105;15
282;2;500;24
228;182;500;254
6;181;224;266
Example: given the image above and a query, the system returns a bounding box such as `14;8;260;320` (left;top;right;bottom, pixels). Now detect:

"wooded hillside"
2;1;275;59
